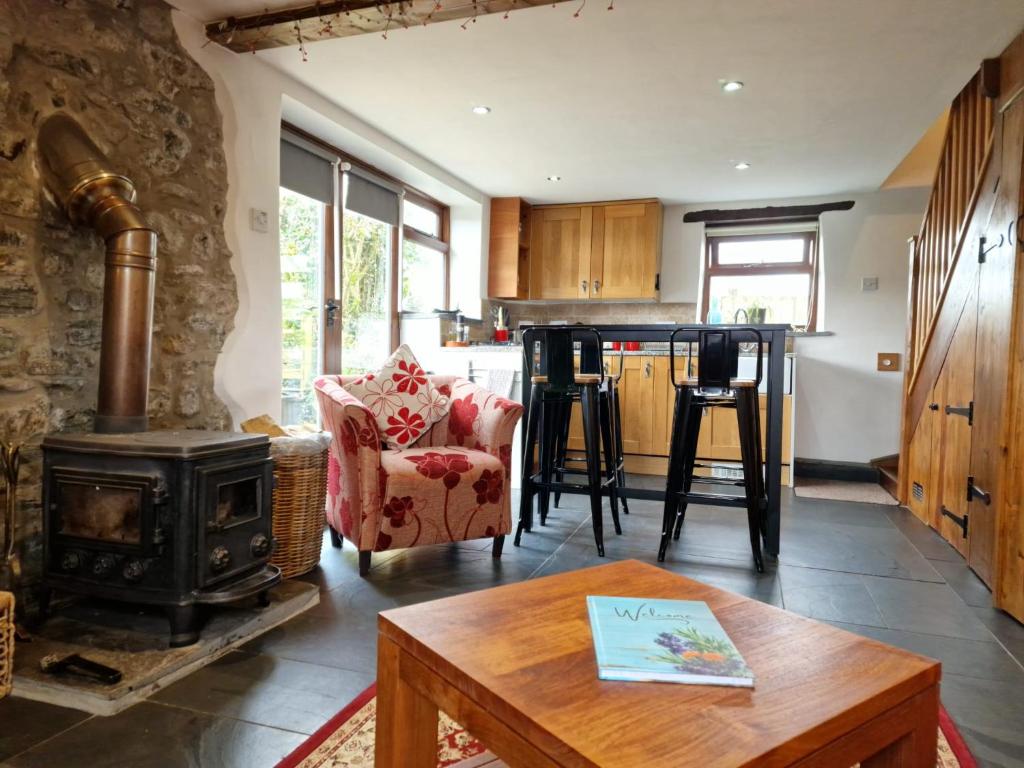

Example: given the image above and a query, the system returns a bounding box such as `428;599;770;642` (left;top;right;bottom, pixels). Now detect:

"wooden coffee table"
376;560;939;767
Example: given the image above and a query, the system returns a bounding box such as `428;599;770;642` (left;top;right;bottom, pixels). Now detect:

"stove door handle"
151;481;169;506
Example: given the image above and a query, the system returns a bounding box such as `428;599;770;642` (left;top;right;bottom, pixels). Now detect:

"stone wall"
0;0;237;601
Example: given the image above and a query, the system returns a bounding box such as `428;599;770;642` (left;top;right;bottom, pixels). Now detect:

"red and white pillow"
344;345;450;449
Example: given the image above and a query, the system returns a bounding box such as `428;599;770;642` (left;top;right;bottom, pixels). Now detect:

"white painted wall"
172;12;488;426
657;189;929;463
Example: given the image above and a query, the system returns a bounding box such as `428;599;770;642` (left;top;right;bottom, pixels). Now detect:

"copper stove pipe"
38;114;158;433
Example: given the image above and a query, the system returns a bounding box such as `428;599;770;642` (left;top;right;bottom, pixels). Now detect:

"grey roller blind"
280;132;335;204
344;165;402;226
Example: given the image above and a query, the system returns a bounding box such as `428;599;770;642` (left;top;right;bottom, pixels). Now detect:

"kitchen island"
519;324;790;559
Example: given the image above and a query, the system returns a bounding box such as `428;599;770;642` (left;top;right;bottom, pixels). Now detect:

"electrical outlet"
862;276;879;292
249;207;269;233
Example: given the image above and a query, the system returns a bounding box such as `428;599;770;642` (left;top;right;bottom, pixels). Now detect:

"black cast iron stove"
41;431;281;646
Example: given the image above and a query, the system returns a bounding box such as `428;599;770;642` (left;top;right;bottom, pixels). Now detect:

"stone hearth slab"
8;580;319;716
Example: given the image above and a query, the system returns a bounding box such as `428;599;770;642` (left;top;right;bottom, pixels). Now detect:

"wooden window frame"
701;229;819;331
401;191;451;313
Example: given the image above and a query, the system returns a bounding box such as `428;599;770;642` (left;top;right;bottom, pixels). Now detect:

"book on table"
586;596;754;688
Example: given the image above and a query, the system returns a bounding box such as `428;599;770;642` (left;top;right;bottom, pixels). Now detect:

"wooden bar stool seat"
530;373;603;384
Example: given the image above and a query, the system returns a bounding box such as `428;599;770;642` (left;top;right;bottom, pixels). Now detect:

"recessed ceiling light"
721;80;744;92
472;105;491;115
546;175;562;182
734;161;751;170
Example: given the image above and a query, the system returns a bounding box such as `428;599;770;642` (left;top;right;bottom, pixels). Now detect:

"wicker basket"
0;590;13;699
269;435;329;579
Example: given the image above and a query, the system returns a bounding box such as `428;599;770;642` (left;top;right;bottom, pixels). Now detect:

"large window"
340;208;393;375
279;124;451;392
702;228;818;331
401;196;448;313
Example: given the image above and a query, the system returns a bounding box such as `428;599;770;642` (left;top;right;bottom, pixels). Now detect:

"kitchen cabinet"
487;197;532;299
529;205;592;299
566;356;653;454
495;198;661;301
590;202;662;300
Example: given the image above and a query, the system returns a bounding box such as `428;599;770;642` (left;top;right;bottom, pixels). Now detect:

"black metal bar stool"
514;326;621;556
659;327;767;571
551;341;629;518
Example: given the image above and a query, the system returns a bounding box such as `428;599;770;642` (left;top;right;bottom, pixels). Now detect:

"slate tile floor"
2;482;1024;767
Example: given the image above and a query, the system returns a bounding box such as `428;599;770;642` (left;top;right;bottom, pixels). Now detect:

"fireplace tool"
0;442;21;588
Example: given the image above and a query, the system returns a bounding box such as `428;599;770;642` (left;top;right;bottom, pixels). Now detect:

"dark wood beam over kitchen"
683;200;856;225
206;0;575;53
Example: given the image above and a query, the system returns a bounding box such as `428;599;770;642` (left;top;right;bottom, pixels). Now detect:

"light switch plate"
862;277;879;292
877;352;900;372
249;207;269;233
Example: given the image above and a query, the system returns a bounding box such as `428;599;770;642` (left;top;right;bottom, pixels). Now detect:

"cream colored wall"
655;189;929;463
173;12;488;425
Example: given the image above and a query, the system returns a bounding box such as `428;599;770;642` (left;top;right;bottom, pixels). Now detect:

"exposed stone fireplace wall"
0;0;237;599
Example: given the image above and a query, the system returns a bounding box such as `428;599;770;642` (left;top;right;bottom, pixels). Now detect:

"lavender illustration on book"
652;627;751;677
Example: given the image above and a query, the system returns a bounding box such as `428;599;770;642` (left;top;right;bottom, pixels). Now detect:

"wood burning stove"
41;431;280;647
33;115;281;647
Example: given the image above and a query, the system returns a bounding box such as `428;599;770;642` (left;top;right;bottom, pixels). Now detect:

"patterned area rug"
275;684;975;768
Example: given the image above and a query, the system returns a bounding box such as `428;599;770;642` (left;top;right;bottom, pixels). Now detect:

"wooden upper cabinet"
487;197;532;299
590;201;662;300
529;205;592;299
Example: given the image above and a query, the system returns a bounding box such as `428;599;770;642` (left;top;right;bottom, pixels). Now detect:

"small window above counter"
488;198;663;302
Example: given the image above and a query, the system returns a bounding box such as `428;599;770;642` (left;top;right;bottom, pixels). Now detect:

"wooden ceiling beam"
206;0;575;53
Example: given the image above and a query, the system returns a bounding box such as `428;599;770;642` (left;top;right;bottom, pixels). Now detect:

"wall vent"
912;482;925;502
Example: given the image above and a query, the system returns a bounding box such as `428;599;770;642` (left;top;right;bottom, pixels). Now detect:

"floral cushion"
344;345;449;449
376;446;509;551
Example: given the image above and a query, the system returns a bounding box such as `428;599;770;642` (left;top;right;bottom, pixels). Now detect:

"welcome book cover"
587;596;754;687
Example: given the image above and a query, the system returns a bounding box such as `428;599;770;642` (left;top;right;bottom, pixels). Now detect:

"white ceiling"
172;0;1024;204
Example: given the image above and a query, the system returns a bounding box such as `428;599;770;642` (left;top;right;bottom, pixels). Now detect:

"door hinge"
941;506;969;537
654;273;660;291
967;475;992;506
978;235;987;264
945;401;973;425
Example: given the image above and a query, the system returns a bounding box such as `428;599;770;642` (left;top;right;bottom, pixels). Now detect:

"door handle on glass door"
324;299;339;327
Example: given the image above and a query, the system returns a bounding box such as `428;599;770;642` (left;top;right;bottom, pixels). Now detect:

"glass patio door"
279;131;342;425
280;188;340;424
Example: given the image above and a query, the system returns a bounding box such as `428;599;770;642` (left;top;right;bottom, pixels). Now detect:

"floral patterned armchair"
314;375;523;576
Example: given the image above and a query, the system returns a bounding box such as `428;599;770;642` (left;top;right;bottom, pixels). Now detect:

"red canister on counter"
625;341;641;351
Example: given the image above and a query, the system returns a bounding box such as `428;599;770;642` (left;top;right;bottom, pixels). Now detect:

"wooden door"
590;202;662;299
906;377;947;530
970;103;1023;587
619;356;655;454
654;356;715;458
905;400;935;527
706;394;792;463
653;356;675;456
487;197;530;299
937;296;976;555
995;90;1024;620
529;206;592;299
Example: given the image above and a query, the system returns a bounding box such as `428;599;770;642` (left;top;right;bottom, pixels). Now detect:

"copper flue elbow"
38;113;158;434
